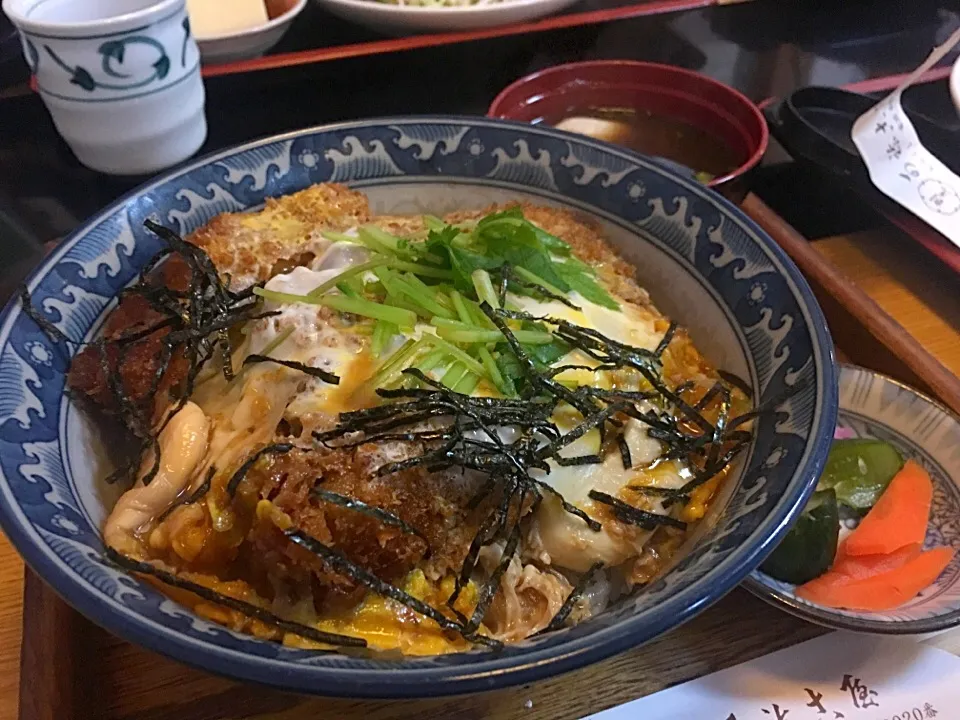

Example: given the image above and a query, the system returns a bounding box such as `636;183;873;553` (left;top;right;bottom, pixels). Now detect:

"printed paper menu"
583;632;960;720
850;26;960;248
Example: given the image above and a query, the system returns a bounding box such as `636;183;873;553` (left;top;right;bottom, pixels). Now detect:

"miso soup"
549;107;740;182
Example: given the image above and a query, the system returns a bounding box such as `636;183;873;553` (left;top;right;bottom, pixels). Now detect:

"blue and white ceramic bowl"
0;118;837;696
746;365;960;634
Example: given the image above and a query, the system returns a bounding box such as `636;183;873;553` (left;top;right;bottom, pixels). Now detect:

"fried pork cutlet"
190;183;372;288
246;445;488;597
68;184;375;417
67;256;193;416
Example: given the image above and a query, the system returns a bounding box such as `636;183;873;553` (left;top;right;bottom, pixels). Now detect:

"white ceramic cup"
2;0;207;175
951;56;960;119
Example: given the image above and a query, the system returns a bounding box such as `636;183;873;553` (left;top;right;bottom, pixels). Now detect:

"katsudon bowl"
0;117;836;696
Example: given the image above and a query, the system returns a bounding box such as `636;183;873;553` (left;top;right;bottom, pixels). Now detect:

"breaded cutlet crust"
187;183;651;307
189;183;372;287
248;446;488;591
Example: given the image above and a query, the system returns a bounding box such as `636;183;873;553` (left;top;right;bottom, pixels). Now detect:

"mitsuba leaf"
476;208;570;256
530;225;571;256
449;246;500;293
555;263;619;310
494;352;521;395
520;321;570;368
425;226;495;293
483;224;569;292
525;339;570;369
424;225;461;253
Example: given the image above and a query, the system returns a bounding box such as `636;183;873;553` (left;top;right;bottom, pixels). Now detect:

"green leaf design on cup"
70;67;96;92
153;55;170;80
99;41;131;78
181;17;191;68
42;36;175;94
98;36;169;87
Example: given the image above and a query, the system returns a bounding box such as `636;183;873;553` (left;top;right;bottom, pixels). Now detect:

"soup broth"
548;107;740;181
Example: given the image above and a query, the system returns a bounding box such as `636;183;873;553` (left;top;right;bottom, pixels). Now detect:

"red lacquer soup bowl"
489;60;769;202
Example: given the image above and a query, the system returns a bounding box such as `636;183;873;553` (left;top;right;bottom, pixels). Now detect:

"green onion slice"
471;269;500;309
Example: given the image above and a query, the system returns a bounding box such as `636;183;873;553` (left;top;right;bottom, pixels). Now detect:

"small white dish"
950;55;960;118
2;0;206;175
196;0;306;64
745;364;960;634
312;0;579;36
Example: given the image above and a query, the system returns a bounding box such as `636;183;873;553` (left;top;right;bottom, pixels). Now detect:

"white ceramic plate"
745;364;960;634
312;0;579;35
196;0;306;64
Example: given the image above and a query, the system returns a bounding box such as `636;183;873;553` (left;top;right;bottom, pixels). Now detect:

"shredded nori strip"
544;363;617;379
543;562;604;633
629;437;750;502
496;308;724;441
104;547;367;648
588;490;687;530
226;443;295;497
693;382;723;412
243;354;340;385
285;529;501;649
447;498;504;611
718;369;753;400
675;442;748;496
306;301;781;644
158;465;215;522
496;265;580;311
617;434;632;470
464;523;523;634
535;402;625;462
554;454;603;467
497;265;509;307
61;221;279;490
311;488;430;547
481;304;596;418
534;481;602;532
709;385;732;459
726;379;808;432
654;321;677;357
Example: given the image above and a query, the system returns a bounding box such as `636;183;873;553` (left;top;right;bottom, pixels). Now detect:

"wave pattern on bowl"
0;118;835;695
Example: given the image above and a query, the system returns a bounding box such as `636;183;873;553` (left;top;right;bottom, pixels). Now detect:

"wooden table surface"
2;225;958;720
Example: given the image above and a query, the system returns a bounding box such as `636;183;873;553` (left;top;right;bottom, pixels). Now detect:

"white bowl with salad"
746;365;960;634
311;0;580;35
